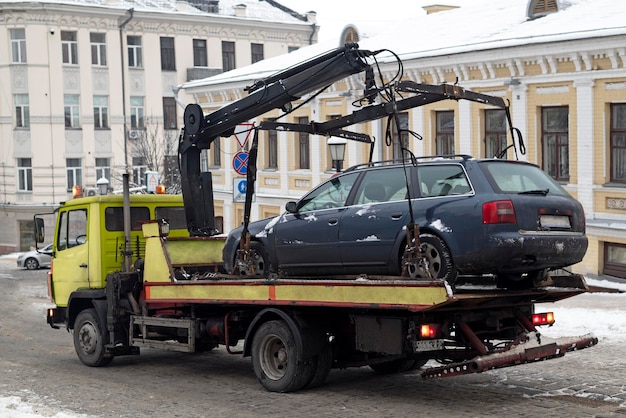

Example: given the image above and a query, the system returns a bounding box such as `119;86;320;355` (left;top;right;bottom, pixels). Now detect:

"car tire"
236;241;270;276
24;257;40;270
403;233;456;283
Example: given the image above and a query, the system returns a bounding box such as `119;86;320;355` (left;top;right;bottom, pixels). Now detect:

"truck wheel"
73;308;113;367
305;341;332;389
251;320;313;392
24;258;40;270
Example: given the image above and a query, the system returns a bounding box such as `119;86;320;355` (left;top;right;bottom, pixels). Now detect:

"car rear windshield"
480;161;569;196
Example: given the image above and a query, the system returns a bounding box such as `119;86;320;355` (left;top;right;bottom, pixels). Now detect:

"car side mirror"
34;218;45;243
285;201;298;213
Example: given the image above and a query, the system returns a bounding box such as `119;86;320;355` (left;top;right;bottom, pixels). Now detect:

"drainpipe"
309;23;318;45
118;8;134;273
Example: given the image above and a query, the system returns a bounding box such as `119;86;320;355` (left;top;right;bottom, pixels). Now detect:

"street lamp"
96;177;110;195
327;137;347;172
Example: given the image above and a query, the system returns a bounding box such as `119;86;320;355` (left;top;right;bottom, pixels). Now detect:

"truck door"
52;208;89;307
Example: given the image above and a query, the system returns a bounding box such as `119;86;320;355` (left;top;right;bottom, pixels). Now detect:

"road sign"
233;178;254;203
234;123;254;149
232;151;249;175
145;171;159;193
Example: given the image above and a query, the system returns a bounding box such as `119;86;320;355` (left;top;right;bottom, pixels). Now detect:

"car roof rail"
343;154;473;172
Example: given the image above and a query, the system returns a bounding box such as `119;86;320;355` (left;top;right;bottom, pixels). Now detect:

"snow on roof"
181;0;626;91
0;0;309;23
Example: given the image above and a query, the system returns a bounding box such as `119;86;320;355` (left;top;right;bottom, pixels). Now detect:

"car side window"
354;167;410;204
419;165;470;197
298;172;359;211
57;209;87;251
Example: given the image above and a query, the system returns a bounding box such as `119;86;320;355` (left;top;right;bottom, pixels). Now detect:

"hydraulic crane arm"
179;44;375;236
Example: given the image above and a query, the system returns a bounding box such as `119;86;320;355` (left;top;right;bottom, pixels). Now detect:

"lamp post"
96;177;109;195
327;137;347;172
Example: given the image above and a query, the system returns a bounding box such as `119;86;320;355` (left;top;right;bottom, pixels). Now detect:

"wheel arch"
243;308;323;361
67;289;107;331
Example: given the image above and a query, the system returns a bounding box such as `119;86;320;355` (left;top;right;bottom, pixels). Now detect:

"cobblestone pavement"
1;258;625;418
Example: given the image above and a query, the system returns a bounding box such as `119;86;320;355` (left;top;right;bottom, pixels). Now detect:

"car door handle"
79;263;88;268
391;212;404;220
328;218;339;226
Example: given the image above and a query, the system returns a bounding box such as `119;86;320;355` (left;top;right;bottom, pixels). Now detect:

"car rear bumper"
455;232;588;274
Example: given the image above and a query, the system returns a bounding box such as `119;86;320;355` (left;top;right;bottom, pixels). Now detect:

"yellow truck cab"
40;194;188;316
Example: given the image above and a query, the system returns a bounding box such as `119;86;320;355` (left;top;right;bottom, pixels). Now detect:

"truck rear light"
420;324;441;339
482;200;516;224
532;312;555;326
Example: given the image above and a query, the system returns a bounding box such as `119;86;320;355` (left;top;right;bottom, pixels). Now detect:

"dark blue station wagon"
223;156;587;287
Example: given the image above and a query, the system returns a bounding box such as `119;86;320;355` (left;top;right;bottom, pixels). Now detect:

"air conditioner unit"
84;187;98;197
128;129;141;140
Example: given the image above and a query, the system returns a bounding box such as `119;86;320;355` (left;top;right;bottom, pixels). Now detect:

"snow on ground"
1;254;624;416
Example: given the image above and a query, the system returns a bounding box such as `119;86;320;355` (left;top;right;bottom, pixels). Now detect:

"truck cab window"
57;209;87;251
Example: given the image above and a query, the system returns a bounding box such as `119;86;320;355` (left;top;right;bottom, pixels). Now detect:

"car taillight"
532;312;555;326
482;200;516;224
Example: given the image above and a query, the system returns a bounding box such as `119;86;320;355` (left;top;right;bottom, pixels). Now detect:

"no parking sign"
232;151;249;175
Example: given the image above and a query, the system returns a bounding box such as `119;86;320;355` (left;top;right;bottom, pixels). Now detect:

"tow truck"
41;44;597;392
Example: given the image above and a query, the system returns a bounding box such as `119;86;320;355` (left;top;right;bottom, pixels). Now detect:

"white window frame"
64;94;80;128
10;28;27;63
17;158;32;192
93;95;108;129
66;158;82;191
90;32;107;66
127;35;142;68
130;96;144;129
95;157;111;183
61;31;78;65
15;94;30;128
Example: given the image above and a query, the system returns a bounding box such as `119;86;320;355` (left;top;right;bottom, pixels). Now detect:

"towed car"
223;155;588;287
17;243;53;270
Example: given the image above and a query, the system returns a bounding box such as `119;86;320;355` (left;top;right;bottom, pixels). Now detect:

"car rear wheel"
402;233;456;282
24;257;40;270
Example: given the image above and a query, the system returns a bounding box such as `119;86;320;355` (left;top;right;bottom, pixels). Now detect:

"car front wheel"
402;233;456;282
24;257;40;270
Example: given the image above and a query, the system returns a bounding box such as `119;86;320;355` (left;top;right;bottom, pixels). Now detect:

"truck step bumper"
421;332;598;379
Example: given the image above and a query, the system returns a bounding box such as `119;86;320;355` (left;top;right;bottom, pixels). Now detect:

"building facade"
181;0;626;281
0;0;317;252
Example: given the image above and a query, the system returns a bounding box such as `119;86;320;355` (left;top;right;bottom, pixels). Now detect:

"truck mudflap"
421;331;599;379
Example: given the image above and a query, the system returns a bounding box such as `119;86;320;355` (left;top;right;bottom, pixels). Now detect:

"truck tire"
305;342;332;389
251;320;313;392
73;308;113;367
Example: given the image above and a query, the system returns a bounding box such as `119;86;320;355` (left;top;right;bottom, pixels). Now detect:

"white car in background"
17;243;53;270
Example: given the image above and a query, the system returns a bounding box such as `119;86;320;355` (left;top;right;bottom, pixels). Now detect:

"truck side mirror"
34;217;45;243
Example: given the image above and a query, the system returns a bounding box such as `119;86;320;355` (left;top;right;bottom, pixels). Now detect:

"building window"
15;94;30;128
435;111;455;155
163;97;177;130
10;28;27;63
604;242;626;279
542;106;569;181
251;43;264;64
64;94;80;128
90;33;107;66
298;116;310;169
130;97;144;129
222;41;235;72
610;103;626;183
288;46;299;53
193;39;207;67
66;158;82;191
127;35;142;68
95;157;111;184
484;109;507;158
132;156;146;186
267;127;278;169
61;31;78;65
213;138;221;167
93;95;108;129
160;37;176;71
391;112;409;161
17;158;32;192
